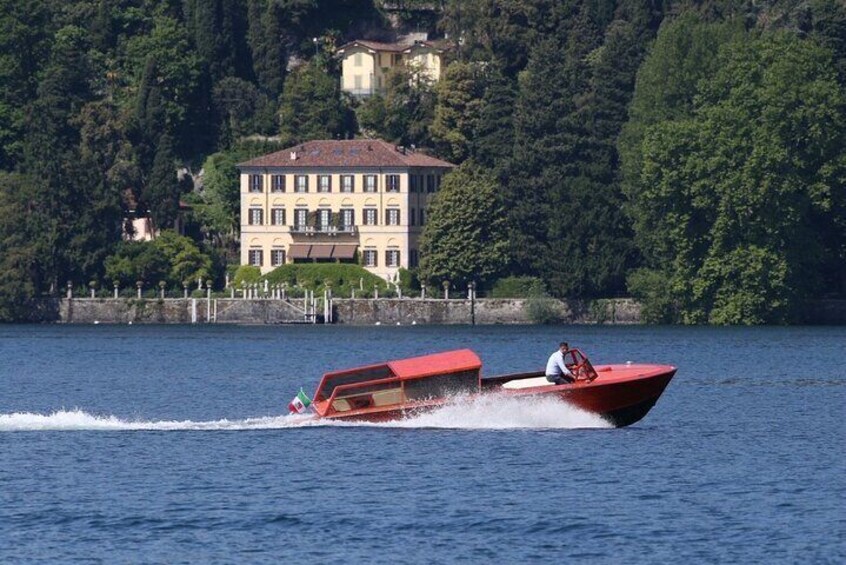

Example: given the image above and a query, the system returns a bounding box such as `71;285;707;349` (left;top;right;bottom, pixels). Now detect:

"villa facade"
337;38;448;97
237;140;454;280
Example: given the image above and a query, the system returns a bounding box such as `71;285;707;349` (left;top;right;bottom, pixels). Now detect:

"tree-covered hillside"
0;0;844;324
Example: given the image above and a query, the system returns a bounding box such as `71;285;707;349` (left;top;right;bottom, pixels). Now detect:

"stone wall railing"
43;297;846;325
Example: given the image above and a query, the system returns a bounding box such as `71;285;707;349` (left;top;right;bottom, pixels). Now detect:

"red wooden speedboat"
305;348;676;427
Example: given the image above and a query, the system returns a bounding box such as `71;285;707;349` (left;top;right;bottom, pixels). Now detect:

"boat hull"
490;364;677;427
315;364;676;428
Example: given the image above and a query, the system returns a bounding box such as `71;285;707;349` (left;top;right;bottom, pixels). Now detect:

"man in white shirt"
546;342;575;385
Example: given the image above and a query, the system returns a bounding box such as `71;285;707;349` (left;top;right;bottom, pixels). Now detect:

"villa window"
295;175;308;193
249;174;262;193
419;209;425;225
318;209;331;230
363;208;377;226
364;175;377;193
294;209;308;229
271;249;285;266
271;175;285;192
341;175;354;193
386;208;400;226
341;209;354;230
354;53;362;67
427;175;435;193
363;249;377;267
318;175;331;193
386;249;400;268
386;174;400;192
410;249;419;268
410;208;416;226
248;208;263;225
249;249;263;266
271;208;285;226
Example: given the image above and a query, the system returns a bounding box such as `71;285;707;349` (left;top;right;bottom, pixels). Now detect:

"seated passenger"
546;342;575;385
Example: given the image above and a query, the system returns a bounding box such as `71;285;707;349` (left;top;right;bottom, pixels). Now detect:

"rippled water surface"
1;324;844;563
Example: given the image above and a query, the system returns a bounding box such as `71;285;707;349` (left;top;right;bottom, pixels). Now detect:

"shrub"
490;276;547;298
232;265;262;287
523;297;563;324
265;264;386;296
626;268;678;324
397;268;419;295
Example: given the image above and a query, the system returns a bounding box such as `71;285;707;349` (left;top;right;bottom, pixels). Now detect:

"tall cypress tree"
248;0;286;96
144;133;182;231
21;25;95;291
507;2;618;297
470;64;518;176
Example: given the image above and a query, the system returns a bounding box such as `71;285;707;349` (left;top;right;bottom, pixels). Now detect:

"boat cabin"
312;349;482;417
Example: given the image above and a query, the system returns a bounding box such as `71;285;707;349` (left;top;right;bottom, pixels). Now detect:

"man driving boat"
546;342;575;385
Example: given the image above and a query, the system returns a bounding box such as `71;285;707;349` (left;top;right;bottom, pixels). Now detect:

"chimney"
290;151;297;160
396;145;406;154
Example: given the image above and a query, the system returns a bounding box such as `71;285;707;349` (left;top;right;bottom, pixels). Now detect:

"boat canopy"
313;349;482;404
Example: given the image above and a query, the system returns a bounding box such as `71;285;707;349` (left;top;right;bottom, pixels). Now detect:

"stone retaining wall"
58;298;308;324
331;298;641;325
49;297;846;325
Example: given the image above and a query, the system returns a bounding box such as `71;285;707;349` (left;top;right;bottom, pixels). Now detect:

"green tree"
382;65;436;147
418;162;508;288
355;93;388;137
618;12;745;226
441;0;559;76
632;33;846;324
184;0;252;83
125;15;205;152
430;61;484;163
507;1;628;298
104;241;169;288
470;64;517;173
0;0;52;170
213;76;261;143
278;61;351;144
153;230;213;286
104;230;213;288
190;149;245;252
143;133;183;231
19;25;101;291
0;172;41;320
247;0;287;96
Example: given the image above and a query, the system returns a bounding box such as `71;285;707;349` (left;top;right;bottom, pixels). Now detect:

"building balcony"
290;225;359;237
343;87;386;99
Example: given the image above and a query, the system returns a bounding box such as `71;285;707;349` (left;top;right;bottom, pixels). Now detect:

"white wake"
0;395;610;432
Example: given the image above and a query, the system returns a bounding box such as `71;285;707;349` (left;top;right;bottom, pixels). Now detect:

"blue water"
1;325;843;563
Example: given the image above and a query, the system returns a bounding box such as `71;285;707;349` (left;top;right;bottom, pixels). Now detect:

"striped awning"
289;244;311;259
332;245;358;259
310;245;334;259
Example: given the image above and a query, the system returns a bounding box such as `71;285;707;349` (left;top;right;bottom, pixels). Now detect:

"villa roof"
238;140;455;169
337;39;450;54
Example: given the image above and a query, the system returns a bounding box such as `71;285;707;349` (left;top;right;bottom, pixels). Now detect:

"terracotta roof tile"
338;39;452;54
237;140;455;169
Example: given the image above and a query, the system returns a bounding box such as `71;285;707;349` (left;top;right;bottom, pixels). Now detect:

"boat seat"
331;398;352;411
371;389;403;407
501;376;553;390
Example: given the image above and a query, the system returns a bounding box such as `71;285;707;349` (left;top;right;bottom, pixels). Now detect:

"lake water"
1;324;843;563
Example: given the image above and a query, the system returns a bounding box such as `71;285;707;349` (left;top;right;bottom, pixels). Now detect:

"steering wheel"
570;362;587;380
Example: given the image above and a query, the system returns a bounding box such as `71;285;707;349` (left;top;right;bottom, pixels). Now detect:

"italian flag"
288;388;312;414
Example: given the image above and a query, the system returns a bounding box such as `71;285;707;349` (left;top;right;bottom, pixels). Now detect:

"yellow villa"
237;140;455;280
337;38;449;97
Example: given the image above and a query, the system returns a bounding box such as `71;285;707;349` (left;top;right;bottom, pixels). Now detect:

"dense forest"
0;0;844;324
